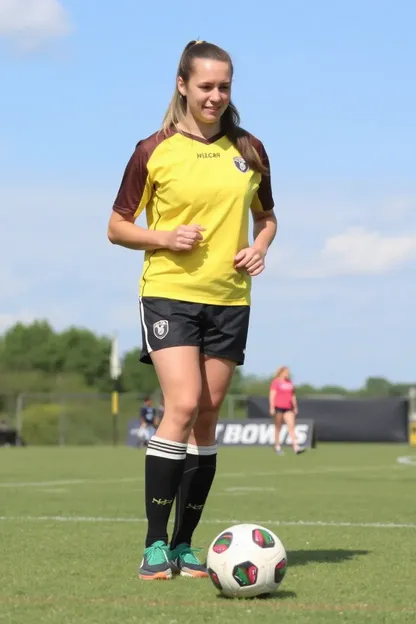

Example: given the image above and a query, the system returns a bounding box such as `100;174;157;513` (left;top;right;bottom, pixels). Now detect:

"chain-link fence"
2;392;249;446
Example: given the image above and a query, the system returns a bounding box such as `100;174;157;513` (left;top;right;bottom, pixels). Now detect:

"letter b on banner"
223;424;243;444
216;419;316;448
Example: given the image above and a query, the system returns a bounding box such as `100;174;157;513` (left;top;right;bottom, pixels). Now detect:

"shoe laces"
179;546;203;565
145;541;169;565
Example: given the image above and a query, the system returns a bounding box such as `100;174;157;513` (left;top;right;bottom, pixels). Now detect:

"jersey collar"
177;129;226;145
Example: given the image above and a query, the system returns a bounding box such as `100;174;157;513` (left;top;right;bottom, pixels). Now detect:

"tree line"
0;321;413;400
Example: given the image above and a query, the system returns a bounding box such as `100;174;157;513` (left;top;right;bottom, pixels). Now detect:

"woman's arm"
107;211;205;252
107;212;169;251
269;388;276;416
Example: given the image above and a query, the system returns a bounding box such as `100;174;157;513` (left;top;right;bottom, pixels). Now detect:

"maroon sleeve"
251;138;275;212
112;140;154;219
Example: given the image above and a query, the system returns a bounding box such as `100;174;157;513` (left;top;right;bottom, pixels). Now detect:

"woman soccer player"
269;366;304;455
108;40;277;580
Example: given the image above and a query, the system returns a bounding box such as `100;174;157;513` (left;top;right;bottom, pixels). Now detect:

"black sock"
145;436;187;548
171;443;217;549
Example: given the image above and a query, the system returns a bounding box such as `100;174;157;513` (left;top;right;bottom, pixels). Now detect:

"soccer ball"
206;523;287;598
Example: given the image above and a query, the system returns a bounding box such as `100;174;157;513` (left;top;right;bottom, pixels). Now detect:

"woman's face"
178;58;232;127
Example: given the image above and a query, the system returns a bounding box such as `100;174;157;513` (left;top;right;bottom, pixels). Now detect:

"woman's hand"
165;225;205;251
234;247;265;276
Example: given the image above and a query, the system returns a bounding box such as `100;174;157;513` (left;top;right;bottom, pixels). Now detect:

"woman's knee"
190;408;218;445
274;414;284;428
151;346;202;435
199;388;226;415
165;395;200;427
156;394;200;442
284;411;296;429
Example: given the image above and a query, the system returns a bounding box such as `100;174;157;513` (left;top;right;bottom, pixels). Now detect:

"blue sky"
1;0;415;388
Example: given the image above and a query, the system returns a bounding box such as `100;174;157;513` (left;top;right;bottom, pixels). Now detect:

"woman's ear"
177;76;186;98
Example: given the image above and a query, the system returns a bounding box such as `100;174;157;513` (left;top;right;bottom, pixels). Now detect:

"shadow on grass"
213;550;369;603
288;548;370;566
217;590;297;602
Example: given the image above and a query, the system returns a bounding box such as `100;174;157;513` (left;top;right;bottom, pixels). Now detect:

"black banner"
247;396;408;443
215;418;316;448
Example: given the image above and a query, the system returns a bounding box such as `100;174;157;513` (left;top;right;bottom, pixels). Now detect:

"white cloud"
0;0;70;51
266;225;416;280
286;227;416;278
321;227;416;274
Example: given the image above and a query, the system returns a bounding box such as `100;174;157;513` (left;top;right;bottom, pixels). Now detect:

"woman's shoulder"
133;128;177;154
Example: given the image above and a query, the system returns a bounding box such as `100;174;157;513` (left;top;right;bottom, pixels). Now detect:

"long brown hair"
162;40;269;176
275;366;289;379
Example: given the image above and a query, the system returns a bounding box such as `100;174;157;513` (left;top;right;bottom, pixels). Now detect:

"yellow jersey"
112;128;274;306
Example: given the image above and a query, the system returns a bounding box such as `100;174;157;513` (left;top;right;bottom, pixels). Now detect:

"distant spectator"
269;366;305;455
137;397;158;447
0;419;25;446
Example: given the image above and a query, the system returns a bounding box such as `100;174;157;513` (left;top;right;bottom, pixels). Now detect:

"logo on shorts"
153;320;169;340
233;156;249;173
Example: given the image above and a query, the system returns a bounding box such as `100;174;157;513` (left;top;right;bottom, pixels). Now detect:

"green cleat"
170;543;209;578
138;540;172;580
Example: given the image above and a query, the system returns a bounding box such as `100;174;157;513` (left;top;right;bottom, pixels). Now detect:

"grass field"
1;443;415;623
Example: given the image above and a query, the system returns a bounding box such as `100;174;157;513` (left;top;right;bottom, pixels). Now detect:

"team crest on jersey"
233;156;249;173
153;320;169;340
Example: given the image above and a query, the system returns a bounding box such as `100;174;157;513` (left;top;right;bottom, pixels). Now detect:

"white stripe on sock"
148;440;185;454
147;436;187;460
187;443;217;456
151;436;187;449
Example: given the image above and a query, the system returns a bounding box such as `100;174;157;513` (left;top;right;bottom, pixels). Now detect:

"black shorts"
139;296;250;366
275;408;294;416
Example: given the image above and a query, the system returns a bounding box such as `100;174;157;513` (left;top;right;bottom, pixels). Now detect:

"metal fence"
0;392;249;446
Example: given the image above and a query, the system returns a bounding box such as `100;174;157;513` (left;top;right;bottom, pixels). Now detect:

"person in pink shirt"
269;366;304;455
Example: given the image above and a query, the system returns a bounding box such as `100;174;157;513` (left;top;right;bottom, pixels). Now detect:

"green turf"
1;444;415;623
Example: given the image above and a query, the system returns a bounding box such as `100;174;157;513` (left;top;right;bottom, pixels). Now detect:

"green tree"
121;349;159;394
389;383;413;397
0;322;113;393
241;374;272;397
362;377;392;397
228;368;244;394
59;327;111;389
0;321;61;373
295;384;318;397
319;385;349;397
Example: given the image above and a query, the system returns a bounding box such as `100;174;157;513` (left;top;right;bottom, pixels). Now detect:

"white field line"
0;464;401;489
0;477;142;488
397;455;416;466
225;487;276;492
0;515;415;530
